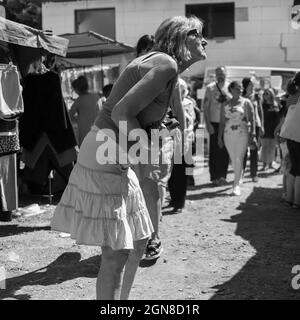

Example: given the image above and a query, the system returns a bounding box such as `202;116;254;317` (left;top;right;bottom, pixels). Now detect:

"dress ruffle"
51;163;153;250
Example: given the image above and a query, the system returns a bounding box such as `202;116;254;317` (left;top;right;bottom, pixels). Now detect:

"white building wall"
42;0;300;75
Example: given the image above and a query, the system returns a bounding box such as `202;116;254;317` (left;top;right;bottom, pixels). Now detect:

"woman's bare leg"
96;246;130;300
120;238;149;300
140;178;160;240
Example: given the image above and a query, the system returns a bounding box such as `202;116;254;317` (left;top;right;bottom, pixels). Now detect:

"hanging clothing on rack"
0;16;69;218
19;70;77;194
20;70;77;152
0;62;23;220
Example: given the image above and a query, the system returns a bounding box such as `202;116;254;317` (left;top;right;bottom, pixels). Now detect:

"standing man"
203;66;230;185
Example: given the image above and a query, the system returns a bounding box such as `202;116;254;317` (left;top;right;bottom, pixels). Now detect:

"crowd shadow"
186;187;232;201
0;224;50;238
210;186;300;300
0;252;101;300
257;170;281;179
187;182;214;190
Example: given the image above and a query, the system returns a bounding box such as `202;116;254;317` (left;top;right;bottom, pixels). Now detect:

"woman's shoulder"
140;51;178;74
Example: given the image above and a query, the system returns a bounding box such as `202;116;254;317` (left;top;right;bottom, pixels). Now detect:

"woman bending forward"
51;15;207;300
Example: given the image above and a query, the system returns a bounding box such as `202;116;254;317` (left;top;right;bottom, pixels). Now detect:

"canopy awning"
56;52;134;68
0;16;68;57
60;31;134;59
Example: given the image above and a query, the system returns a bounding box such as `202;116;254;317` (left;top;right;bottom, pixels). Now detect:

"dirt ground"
1;159;300;300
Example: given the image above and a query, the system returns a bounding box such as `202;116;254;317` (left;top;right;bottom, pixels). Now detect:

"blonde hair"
153;15;203;65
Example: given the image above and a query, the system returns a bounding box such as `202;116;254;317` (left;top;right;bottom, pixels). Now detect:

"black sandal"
144;239;163;260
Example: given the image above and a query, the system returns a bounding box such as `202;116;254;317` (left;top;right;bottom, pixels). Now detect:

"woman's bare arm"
111;57;177;146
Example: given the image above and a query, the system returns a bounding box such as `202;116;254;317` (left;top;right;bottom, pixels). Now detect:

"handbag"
0;132;20;156
280;96;300;143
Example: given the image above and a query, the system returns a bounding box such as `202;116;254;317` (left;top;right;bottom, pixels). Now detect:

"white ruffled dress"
51;126;154;250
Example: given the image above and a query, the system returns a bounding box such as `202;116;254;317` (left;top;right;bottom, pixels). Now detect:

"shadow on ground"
18;193;61;208
0;224;51;237
210;186;300;300
257;170;281;179
186;187;232;201
0;252;101;300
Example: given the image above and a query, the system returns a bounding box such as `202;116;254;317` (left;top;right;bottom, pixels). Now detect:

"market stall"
0;16;68;77
58;30;134;99
0;16;75;220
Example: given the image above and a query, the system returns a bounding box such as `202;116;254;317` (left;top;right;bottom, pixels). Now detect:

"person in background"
203;66;230;186
133;33;163;260
273;88;290;174
168;78;193;214
51;15;208;299
242;77;264;182
218;81;255;196
273;82;292;178
278;73;300;208
186;84;200;158
274;85;291;201
69;75;100;147
260;88;280;171
136;34;155;57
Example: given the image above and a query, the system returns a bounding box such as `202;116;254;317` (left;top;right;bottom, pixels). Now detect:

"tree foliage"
4;0;42;29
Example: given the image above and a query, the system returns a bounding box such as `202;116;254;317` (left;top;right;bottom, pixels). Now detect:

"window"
75;8;116;39
186;2;235;39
